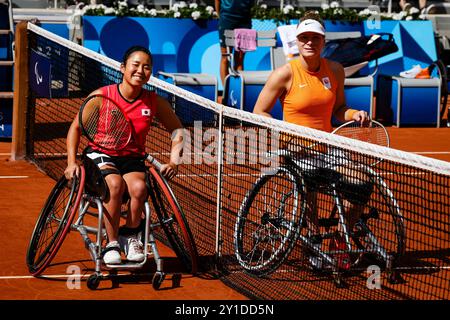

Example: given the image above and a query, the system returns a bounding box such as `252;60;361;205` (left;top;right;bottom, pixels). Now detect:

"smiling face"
120;50;152;88
296;32;325;59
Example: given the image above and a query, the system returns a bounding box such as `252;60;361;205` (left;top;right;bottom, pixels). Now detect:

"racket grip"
146;154;162;171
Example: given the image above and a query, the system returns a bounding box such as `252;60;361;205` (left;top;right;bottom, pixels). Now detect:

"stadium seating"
376;75;442;127
221;29;283;119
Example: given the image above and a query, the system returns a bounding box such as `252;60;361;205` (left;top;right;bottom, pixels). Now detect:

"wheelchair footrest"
105;262;146;269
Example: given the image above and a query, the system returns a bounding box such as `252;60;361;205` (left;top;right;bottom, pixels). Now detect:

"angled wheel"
350;166;405;268
26;168;85;276
147;167;198;274
234;166;306;276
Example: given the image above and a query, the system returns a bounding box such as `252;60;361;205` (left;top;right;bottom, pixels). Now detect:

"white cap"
295;19;325;37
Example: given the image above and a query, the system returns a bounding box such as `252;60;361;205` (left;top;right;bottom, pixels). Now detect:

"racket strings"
81;96;132;150
337;126;388;147
333;121;389;167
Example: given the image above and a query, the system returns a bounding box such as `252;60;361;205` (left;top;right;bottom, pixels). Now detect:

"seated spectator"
399;0;450;13
399;0;426;11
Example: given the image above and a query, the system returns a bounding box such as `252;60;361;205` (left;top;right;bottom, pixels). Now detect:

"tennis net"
22;22;450;300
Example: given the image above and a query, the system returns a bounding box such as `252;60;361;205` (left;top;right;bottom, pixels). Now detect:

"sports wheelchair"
234;148;405;287
26;152;198;290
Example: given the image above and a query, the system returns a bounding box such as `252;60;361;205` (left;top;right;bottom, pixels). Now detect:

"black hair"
122;45;152;65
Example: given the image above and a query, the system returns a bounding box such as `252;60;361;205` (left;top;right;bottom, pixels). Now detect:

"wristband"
346;109;358;120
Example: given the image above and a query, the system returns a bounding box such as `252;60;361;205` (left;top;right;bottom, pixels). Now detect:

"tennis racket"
79;94;133;151
331;119;390;166
332;119;389;148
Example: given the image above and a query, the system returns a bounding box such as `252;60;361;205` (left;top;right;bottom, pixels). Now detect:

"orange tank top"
282;58;337;132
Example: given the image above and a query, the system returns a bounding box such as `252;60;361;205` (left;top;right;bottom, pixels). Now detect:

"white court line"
228;265;450;275
0;153;11;156
413;151;450;155
178;173;260;178
177;171;428;178
0;274;89;280
0;176;29;179
0;271;155;280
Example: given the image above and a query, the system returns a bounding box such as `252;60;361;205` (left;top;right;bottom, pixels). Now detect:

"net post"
214;107;225;268
11;21;29;161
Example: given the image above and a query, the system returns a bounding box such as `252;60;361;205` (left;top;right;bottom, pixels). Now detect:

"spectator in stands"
64;46;184;265
215;0;255;90
253;11;369;270
399;0;449;13
399;0;426;11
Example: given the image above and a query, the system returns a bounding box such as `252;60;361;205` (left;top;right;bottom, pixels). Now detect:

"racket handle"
146;154;162;171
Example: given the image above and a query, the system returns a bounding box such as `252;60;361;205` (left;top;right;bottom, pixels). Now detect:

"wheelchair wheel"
26;168;85;276
147;167;198;274
350;167;406;268
234;166;306;276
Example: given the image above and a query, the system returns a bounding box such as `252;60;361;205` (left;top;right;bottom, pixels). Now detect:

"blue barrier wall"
83;17;437;92
363;20;437;76
83;16;220;79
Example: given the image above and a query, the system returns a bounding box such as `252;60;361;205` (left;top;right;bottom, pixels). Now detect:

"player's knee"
128;180;147;200
107;177;125;198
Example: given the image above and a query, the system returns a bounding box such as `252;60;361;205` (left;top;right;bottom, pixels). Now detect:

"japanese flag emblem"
142;109;151;117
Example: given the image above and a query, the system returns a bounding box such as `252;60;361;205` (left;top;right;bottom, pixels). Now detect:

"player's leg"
234;50;245;72
102;170;126;264
220;46;229;87
120;170;147;262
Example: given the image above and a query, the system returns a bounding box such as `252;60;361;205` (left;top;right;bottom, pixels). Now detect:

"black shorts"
85;147;146;177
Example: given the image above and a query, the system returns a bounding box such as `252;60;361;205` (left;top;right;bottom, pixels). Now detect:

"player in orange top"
64;46;184;265
254;12;370;270
254;13;368;130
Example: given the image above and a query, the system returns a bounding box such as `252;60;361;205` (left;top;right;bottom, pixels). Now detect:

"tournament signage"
29;49;51;98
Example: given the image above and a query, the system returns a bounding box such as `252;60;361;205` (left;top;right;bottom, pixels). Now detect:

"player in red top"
64;46;184;265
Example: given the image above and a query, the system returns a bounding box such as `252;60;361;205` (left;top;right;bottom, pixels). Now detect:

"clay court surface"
0;127;449;300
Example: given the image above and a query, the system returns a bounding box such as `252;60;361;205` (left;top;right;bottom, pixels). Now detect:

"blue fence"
82;17;437;92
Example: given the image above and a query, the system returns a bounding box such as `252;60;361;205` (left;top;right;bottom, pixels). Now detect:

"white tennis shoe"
103;241;122;264
119;234;145;262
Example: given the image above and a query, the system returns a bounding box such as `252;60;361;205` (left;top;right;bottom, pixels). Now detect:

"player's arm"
65;89;102;179
331;61;368;123
253;63;292;118
155;95;184;179
65;115;81;179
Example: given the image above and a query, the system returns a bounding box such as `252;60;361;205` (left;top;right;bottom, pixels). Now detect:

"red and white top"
89;84;157;157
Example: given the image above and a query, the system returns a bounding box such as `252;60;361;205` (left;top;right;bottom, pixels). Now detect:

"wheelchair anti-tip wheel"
152;271;166;290
87;273;101;290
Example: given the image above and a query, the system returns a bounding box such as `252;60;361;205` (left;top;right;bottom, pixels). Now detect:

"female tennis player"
64;46;184;265
253;12;370;270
